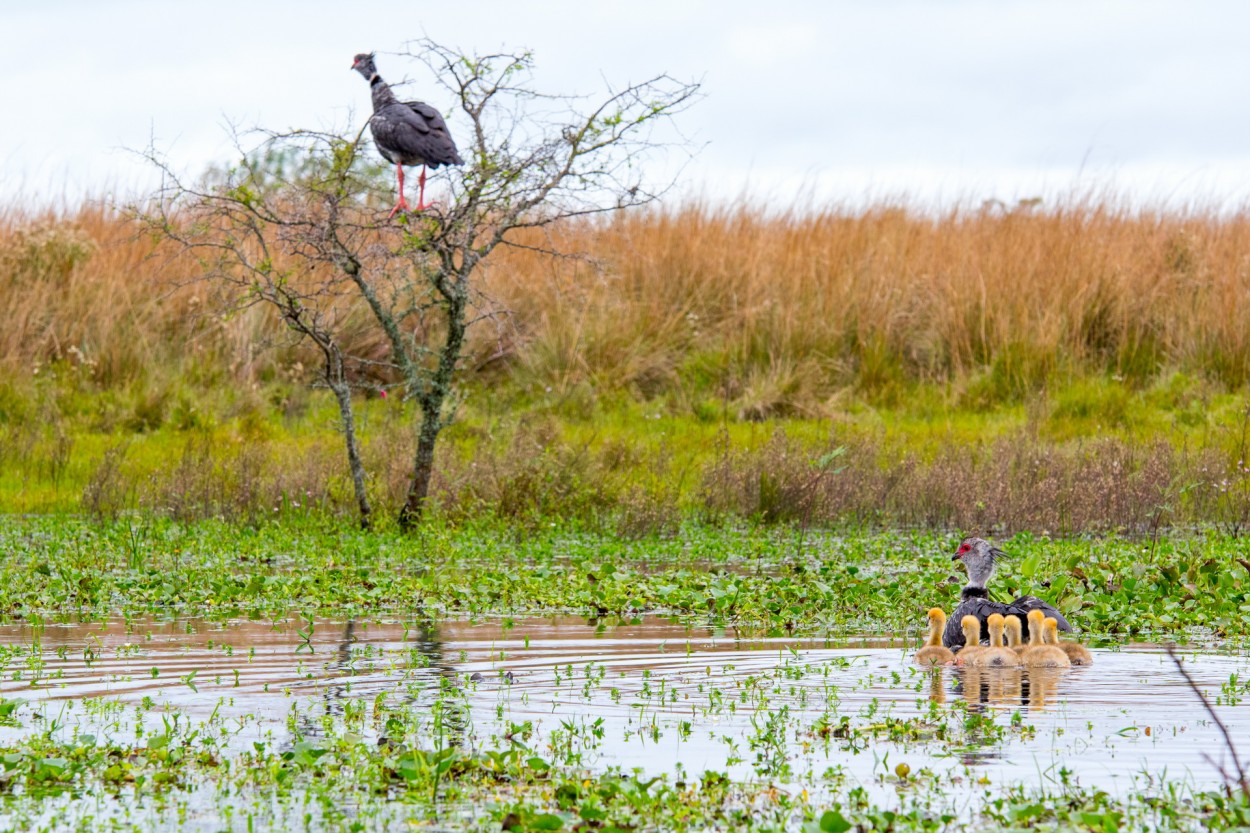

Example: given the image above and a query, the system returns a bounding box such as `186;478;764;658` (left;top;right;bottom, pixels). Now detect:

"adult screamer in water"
943;536;1072;649
351;52;464;216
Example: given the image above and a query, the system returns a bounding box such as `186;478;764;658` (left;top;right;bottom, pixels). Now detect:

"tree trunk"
398;281;467;531
329;378;373;529
399;401;441;530
317;338;372;529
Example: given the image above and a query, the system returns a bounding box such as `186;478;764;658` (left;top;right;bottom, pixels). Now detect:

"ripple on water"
0;615;1247;801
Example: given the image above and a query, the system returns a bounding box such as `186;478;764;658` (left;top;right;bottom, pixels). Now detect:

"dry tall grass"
487;198;1250;413
3;197;1250;417
0;206;275;390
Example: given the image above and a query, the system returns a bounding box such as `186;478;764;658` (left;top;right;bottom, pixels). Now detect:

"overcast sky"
3;0;1250;210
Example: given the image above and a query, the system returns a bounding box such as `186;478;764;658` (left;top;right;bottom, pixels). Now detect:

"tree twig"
1165;644;1250;800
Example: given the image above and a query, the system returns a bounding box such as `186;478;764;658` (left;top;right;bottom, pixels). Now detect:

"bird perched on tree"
351;52;463;216
943;536;1072;649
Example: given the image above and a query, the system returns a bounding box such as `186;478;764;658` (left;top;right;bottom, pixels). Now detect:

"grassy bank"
4;389;1250;535
4;199;1250;532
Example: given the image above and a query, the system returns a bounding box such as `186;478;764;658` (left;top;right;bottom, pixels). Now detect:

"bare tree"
136;39;699;530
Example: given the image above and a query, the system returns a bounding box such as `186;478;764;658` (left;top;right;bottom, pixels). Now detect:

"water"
1;615;1247;828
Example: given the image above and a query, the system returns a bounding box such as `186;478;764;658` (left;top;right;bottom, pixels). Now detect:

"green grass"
2;516;1249;640
4;369;1250;533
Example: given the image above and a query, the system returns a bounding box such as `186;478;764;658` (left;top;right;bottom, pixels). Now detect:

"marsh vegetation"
4;184;1250;828
0;522;1249;830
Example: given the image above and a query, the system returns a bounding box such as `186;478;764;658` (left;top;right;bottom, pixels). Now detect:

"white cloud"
2;0;1249;208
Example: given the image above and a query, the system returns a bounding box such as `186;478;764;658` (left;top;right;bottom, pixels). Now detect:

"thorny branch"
1166;644;1250;801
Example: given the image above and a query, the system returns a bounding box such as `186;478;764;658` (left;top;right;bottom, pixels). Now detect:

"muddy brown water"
1;615;1248;810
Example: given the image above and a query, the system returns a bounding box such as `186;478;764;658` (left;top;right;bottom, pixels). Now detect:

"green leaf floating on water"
819;809;852;833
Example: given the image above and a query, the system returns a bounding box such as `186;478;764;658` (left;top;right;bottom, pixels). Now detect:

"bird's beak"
951;552;962;561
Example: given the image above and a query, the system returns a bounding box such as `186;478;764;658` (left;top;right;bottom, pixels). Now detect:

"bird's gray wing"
371;101;461;168
372;107;426;148
944;596;1011;648
402;101;463;164
403;101;448;132
1006;596;1073;633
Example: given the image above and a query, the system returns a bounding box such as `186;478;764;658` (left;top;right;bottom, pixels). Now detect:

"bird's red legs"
388;166;411;218
414;165;430;210
389;165;434;217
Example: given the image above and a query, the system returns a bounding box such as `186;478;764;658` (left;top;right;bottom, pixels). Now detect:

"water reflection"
0;614;1247;799
299;617;470;750
950;666;1070;712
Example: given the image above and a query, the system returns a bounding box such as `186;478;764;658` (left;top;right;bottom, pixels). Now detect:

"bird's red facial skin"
952;542;971;561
